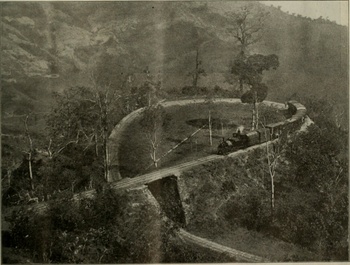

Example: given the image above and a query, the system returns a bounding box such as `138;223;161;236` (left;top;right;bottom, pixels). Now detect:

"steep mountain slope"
1;2;348;124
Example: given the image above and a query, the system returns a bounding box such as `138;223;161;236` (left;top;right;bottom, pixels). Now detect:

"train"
217;101;307;155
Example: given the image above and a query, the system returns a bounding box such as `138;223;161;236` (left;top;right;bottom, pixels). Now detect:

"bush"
181;86;208;96
224;187;270;232
7;188;177;263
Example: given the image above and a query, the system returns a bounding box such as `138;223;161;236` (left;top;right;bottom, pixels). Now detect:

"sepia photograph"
1;0;349;263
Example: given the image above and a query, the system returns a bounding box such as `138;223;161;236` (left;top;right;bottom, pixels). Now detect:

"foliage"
224;187;270;232
1;150;79;206
46;84;124;183
240;82;268;104
181;86;208;96
232;54;279;88
7;188;170;263
47;87;100;148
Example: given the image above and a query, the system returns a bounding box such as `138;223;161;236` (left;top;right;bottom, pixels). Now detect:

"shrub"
7;188;177;263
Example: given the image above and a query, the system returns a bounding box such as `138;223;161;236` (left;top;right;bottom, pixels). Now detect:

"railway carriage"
217;100;307;155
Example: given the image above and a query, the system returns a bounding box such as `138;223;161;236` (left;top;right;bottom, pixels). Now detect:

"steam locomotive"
217;101;307;155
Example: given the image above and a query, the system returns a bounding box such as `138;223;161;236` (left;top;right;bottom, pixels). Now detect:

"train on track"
217;101;307;155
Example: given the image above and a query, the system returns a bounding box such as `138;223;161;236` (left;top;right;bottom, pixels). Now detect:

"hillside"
1;1;348;125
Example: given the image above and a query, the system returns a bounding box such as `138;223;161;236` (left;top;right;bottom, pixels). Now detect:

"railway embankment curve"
17;100;308;215
4;100;309;263
107;98;289;182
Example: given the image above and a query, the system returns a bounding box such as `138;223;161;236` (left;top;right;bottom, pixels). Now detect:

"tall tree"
229;5;279;130
188;48;206;89
229;4;268;92
90;75;122;182
235;54;279;129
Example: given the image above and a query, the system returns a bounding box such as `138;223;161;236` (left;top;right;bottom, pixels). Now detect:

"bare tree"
90;77;115;182
140;104;167;168
262;123;284;222
229;5;267;55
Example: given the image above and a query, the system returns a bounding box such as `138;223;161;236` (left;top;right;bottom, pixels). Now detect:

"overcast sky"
260;1;348;26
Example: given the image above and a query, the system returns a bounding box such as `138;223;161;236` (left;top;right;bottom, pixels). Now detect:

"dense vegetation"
3;188;234;263
4;189;160;263
179;98;348;261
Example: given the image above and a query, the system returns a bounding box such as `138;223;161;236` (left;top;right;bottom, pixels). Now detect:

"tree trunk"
256;102;259;129
104;142;110;182
264;127;277;223
271;173;275;222
239;79;244;93
103;135;109;182
28;153;34;191
251;104;256;130
209;111;212;146
153;147;158;168
95;133;99;156
7;169;11;187
193;73;198;88
25;114;34;191
193;49;199;88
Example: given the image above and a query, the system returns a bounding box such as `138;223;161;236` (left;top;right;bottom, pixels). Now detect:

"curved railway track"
108;98;288;181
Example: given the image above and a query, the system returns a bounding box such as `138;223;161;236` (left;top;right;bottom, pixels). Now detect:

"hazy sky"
260;1;348;26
